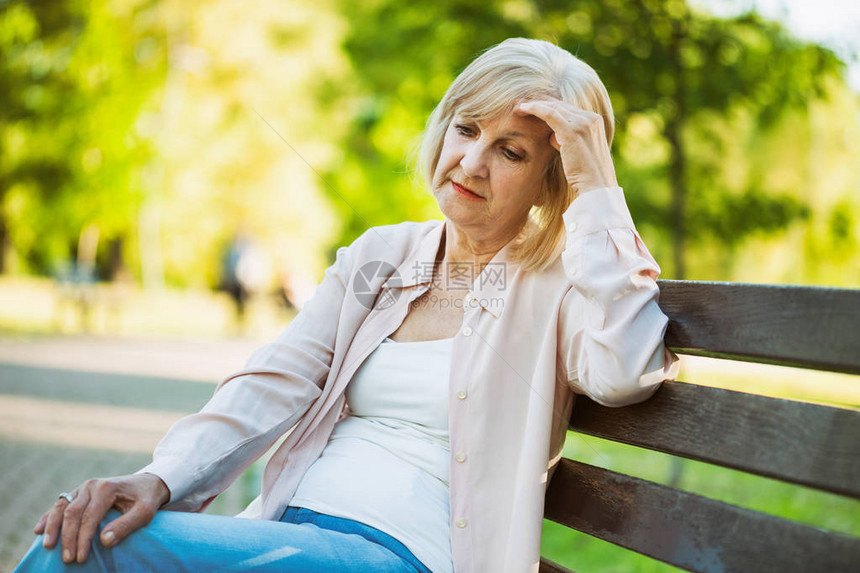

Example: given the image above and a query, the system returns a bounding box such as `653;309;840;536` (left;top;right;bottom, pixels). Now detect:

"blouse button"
462;326;473;337
455;452;467;463
456;519;467;528
457;390;467;400
568;222;578;232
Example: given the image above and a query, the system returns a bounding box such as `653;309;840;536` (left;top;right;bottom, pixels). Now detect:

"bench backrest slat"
570;381;860;499
656;280;860;374
544;459;860;573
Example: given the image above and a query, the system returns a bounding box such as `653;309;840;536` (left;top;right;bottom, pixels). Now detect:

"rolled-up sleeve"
137;240;359;512
557;186;679;407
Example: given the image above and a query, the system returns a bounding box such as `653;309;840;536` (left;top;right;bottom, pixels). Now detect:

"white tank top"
289;336;454;573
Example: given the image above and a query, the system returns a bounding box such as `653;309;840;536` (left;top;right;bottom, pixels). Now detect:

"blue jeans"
14;506;432;572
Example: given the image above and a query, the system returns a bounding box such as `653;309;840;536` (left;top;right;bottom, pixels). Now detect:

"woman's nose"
460;143;489;179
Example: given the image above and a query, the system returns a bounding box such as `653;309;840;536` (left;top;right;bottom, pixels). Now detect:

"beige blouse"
139;186;679;572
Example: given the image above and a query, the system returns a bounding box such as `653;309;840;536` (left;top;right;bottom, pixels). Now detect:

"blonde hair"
419;38;614;272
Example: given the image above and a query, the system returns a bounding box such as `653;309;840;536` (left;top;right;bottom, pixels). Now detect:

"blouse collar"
383;220;518;319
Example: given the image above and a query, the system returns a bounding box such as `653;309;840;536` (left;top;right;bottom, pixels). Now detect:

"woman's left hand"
516;99;617;196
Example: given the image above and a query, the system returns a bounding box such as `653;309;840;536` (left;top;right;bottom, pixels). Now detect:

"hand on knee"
32;474;170;564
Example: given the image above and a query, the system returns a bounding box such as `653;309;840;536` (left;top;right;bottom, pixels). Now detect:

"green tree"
537;0;842;278
0;0;164;276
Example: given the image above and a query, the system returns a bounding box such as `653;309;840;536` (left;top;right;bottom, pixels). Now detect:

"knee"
14;511;122;572
14;536;66;572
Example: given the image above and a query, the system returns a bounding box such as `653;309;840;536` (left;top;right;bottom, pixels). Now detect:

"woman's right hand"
516;99;618;197
33;472;170;564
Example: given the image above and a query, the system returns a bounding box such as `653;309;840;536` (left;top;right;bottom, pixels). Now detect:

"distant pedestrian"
220;234;269;333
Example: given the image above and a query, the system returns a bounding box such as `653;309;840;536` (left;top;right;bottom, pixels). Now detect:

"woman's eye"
502;148;522;161
455;124;475;137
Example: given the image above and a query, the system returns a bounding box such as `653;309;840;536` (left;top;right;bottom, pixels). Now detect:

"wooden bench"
540;280;860;572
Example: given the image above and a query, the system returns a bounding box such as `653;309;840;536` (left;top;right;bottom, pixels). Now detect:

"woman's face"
432;110;556;240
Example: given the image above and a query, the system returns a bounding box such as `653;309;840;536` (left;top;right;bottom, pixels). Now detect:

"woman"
16;38;677;573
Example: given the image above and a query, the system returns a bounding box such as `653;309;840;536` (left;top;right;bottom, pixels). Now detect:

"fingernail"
102;530;116;547
42;534;51;547
63;549;72;563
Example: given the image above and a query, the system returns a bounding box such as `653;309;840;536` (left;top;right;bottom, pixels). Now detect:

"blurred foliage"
0;0;163;277
0;0;858;288
0;0;345;290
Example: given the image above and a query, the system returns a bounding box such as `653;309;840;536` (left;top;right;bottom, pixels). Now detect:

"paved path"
0;335;269;572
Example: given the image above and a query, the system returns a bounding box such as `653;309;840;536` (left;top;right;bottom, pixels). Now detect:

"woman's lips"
452;181;484;200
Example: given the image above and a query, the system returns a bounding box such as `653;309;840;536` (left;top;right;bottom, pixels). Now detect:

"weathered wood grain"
656;280;860;374
569;381;860;499
544;459;860;573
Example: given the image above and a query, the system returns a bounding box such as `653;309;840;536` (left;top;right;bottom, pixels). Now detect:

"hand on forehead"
516;99;606;152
